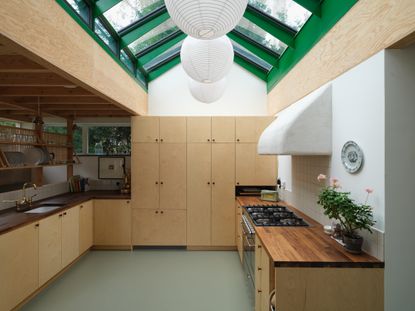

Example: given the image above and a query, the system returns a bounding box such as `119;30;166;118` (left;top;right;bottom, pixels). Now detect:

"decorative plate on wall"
341;141;364;174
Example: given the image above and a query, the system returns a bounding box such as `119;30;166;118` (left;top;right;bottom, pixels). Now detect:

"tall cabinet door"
235;117;257;143
187;117;211;143
160;143;187;210
39;213;62;286
212;117;235;143
212;143;236;246
132;143;159;209
61;206;79;267
236;143;256;185
79;200;93;254
131;116;159;143
255;153;277;185
187;143;212;246
159;117;187;143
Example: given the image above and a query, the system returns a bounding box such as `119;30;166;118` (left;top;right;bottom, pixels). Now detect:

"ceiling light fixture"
181;35;234;83
188;77;227;104
165;0;248;40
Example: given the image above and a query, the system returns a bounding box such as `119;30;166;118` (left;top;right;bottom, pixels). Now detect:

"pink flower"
330;178;341;188
317;174;326;182
365;188;374;194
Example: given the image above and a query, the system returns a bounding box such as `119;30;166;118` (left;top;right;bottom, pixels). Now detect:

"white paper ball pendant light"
189;77;227;104
165;0;248;39
181;35;234;83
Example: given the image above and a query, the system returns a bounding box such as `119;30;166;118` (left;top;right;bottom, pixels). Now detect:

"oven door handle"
244;234;255;248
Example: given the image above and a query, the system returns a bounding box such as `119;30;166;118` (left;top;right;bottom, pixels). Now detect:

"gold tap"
2;182;38;212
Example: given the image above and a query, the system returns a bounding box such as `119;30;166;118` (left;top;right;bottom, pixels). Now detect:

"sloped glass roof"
59;0;357;90
128;19;179;55
104;0;164;31
248;0;312;32
235;17;288;55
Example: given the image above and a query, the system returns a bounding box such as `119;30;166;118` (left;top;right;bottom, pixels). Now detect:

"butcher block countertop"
237;196;384;268
0;191;130;235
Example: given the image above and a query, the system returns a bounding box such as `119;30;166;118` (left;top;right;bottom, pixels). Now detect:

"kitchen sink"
24;205;63;214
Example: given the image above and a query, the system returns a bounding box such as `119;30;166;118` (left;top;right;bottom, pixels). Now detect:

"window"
0;121;18;127
66;0;90;23
232;41;273;72
235;17;288;55
94;18;117;53
143;41;182;72
128;19;179;55
121;50;135;72
248;0;312;32
88;127;131;155
104;0;165;32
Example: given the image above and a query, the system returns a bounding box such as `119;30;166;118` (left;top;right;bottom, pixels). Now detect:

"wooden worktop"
0;191;130;235
237;197;384;268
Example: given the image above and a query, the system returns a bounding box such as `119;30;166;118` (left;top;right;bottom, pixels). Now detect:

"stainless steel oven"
241;212;255;290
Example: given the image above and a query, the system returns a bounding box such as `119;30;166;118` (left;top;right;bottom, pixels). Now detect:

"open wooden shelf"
0;163;76;171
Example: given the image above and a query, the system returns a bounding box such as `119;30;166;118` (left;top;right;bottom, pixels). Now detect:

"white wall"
384;44;415;311
277;51;386;259
148;63;267;116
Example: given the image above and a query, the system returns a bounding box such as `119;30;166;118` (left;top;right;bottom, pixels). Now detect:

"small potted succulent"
317;174;375;254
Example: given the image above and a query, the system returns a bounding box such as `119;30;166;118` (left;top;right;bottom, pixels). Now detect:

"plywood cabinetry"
212;117;235;143
132;209;186;245
61;206;80;267
235;117;274;143
94;200;131;247
79;200;93;254
255;236;272;311
187;117;211;142
0;223;38;311
211;144;235;246
132;117;159;143
187;143;212;246
159;117;186;143
132;116;186;143
236;144;276;186
38;213;62;286
236;202;243;262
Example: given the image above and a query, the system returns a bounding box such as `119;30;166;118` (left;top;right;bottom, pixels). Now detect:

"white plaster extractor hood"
258;84;332;155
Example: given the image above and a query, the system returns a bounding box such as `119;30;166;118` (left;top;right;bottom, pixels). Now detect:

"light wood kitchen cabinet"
61;206;80;267
94;200;131;247
159;117;186;143
132;209;186;245
132;116;159;143
187;117;211;142
187;143;212;246
236;143;277;186
235;116;274;143
79;200;93;254
159;143;186;210
0;223;38;311
211;143;235;246
212;117;235;143
39;213;62;286
255;236;272;311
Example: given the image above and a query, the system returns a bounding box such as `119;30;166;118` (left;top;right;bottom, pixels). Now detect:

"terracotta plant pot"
343;234;363;254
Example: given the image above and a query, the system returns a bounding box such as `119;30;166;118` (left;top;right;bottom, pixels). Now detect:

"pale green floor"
22;250;253;311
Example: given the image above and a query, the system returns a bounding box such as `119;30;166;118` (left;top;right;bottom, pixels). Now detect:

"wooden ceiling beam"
0;55;49;73
0;72;73;86
8;96;108;104
0;86;95;97
32;104;122;111
0;113;33;123
0;99;62;118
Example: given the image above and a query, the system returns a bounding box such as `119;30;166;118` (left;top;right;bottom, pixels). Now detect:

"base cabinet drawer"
132;209;186;246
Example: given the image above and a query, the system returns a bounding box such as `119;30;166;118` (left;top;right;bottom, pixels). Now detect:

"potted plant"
316;174;375;254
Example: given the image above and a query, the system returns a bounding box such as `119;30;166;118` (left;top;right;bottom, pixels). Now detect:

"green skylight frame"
57;0;357;93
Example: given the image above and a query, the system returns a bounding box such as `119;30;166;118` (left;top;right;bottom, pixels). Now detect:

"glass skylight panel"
104;0;165;32
128;19;179;55
66;0;90;23
143;41;182;71
95;19;117;53
121;50;135;72
235;17;288;55
248;0;312;32
231;41;273;72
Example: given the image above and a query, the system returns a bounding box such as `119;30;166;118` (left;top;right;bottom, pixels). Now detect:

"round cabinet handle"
35;224;39;228
155;211;159;214
155;138;158;142
258;245;262;249
160;181;164;185
59;214;62;217
207;139;210;142
237;139;240;142
212;139;216;142
126;201;130;204
257;290;262;293
236;182;240;185
258;267;262;271
160;138;164;142
63;212;67;216
155;181;158;185
207;182;210;185
212;182;215;185
160;211;164;214
80;205;83;208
